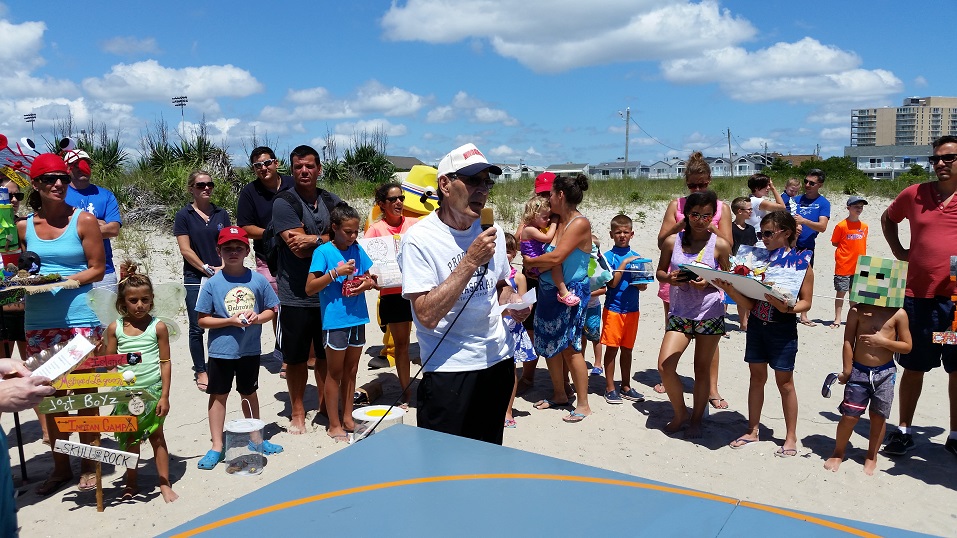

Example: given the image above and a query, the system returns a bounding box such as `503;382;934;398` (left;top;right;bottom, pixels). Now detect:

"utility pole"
24;113;36;133
171;96;188;136
624;107;630;179
764;142;768;170
727;128;734;179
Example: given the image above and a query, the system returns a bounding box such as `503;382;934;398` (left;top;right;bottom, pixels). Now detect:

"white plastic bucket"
351;405;405;442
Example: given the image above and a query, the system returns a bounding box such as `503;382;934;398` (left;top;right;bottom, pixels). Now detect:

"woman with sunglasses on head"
654;151;732;407
19;154;106;495
173;170;231;392
365;182;419;408
655;190;731;438
714;211;814;457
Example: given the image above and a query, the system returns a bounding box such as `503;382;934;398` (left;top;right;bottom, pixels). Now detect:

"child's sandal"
557;291;580;306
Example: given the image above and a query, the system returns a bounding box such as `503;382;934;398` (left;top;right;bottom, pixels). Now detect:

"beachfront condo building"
851;96;957;147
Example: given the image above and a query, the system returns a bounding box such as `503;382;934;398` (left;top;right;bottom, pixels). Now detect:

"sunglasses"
687;182;710;190
760;229;782;238
449;173;495;190
929;154;957;166
384;195;406;203
37;174;71;185
689;212;713;221
193;181;215;190
8;192;24;201
804;180;820;186
252;158;277;169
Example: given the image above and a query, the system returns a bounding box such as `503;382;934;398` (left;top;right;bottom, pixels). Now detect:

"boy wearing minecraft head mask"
824;255;913;475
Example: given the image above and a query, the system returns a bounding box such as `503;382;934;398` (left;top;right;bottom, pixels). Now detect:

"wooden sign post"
42;369;142;512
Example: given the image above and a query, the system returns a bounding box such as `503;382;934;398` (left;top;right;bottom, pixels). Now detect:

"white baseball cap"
436;143;502;178
63;149;92;164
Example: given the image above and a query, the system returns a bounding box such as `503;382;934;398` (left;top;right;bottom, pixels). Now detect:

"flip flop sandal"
822;372;839;398
35;475;73;496
708;398;729;409
533;399;569;410
563;411;587;423
77;471;97;491
774;447;798;458
729;437;758;449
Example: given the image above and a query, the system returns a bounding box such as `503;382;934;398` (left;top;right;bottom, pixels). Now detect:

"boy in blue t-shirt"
195;226;281;470
599;215;648;404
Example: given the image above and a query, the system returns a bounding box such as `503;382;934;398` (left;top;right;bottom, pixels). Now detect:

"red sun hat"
534;172;556;195
30;153;69;179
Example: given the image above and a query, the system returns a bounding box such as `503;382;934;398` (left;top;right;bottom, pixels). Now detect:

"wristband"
328;269;337;281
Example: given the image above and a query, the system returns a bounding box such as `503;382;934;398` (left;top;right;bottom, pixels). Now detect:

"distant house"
495;163;543;181
772;153;820;168
546;163;589;176
386;155;426;172
647;160;679;179
844;145;931;179
588;159;645;179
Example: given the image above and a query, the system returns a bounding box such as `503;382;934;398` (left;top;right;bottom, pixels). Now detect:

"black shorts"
379;294;413;325
416;358;514;445
521;273;538;332
899;296;957;373
208;355;260;395
0;310;25;342
324;325;366;350
277;305;326;364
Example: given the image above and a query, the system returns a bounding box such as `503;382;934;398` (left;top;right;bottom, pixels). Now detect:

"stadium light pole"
172;96;188;136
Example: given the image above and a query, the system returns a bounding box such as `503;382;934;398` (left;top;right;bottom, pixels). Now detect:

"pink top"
366;216;419;295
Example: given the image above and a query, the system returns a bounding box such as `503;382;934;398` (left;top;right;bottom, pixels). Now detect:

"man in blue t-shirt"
63;149;123;290
793;168;830;326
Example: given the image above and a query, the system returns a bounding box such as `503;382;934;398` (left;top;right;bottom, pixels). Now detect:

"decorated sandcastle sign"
932;256;957;345
680;245;812;305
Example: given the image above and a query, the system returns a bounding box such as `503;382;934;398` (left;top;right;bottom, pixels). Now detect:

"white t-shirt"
398;211;511;372
746;196;767;229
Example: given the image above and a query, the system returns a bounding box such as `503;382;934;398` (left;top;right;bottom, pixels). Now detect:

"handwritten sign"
38;390;156;414
78;352;142;370
53;372;133;390
53;440;139;469
30;335;96;381
359;235;402;288
55;416;137;433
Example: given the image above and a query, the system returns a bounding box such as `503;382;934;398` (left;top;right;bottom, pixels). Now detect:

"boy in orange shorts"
600;215;648;403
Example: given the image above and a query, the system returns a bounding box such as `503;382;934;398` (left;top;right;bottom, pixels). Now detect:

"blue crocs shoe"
197;449;224;470
249;440;284;455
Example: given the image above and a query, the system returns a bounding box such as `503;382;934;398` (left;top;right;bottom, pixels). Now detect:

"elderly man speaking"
398;143;528;445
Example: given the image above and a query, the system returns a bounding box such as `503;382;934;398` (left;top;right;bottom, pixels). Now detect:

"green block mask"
849;255;908;308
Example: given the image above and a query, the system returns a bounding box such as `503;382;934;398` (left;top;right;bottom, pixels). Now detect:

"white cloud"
333;118;407;137
0;17;45;71
269;81;427;122
661;37;902;105
488;144;517;158
0;71;78;99
662;38;859;83
100;36;160;56
382;0;755;73
82;60;263;103
426;106;455;123
914;75;928;88
474;107;516;125
820;126;850;140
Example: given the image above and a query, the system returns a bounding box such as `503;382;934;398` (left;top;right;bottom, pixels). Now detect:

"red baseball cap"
217;226;249;246
30;153;69;179
534;172;555;195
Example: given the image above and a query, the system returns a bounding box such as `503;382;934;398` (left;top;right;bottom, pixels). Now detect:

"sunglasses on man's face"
804;180;820;187
37;174;71;186
449;173;495;190
929;154;957;166
252;158;277;170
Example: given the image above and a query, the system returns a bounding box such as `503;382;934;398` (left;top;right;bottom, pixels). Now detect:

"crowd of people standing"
4;135;957;527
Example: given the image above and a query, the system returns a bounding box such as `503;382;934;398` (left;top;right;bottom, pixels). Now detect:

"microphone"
481;207;494;231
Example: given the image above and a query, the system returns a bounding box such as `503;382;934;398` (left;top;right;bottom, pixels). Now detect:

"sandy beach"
4;194;956;536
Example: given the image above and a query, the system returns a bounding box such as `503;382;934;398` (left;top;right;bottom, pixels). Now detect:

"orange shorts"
600;310;639;349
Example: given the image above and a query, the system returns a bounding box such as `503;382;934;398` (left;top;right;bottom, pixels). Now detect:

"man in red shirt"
882;135;957;458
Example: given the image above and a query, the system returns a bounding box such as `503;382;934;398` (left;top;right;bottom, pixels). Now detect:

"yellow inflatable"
367;165;438;367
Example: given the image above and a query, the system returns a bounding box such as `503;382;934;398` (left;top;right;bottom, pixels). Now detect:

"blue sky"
0;1;947;169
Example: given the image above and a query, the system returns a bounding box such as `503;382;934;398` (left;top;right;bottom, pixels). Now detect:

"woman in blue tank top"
523;174;594;424
18;153;105;496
